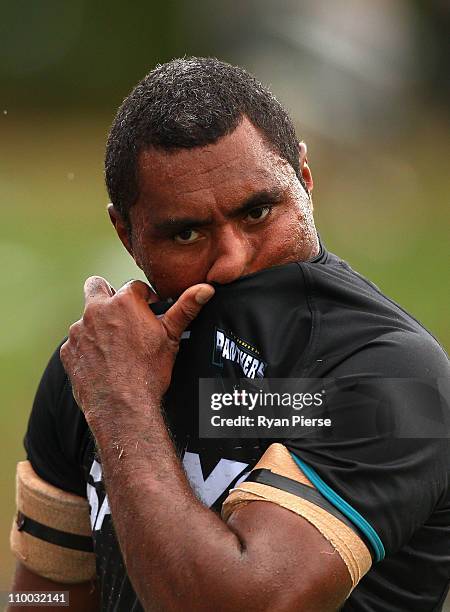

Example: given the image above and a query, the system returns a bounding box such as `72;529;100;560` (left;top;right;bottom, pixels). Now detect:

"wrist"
85;389;163;444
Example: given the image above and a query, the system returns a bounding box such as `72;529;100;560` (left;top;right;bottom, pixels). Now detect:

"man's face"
118;117;318;299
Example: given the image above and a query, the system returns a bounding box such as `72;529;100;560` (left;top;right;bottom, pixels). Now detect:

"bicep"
226;501;351;612
9;562;99;612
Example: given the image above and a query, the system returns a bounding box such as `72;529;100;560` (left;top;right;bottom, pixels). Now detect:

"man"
10;58;449;611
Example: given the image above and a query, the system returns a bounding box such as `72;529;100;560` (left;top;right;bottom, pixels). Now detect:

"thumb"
162;284;215;342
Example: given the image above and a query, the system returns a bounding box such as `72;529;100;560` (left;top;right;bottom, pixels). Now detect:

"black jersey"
24;244;450;611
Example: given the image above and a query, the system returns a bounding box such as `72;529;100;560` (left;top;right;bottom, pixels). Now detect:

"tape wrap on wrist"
10;461;96;584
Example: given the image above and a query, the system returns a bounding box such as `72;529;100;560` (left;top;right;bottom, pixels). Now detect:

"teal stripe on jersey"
291;452;385;562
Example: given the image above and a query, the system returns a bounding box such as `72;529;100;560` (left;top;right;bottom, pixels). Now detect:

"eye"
174;228;201;244
244;205;272;224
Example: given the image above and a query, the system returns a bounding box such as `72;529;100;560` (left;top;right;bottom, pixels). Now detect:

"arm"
8;563;99;612
95;409;351;611
10;350;99;611
60;277;355;611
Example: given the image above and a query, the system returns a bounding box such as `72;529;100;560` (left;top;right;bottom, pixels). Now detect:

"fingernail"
195;286;215;305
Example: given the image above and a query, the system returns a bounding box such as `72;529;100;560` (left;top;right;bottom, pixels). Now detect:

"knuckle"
162;318;179;343
59;342;70;367
119;279;152;301
123;280;137;290
115;290;130;305
131;280;147;292
83;276;97;295
83;303;99;322
84;275;110;299
69;321;80;335
85;274;103;288
68;321;82;342
179;300;197;320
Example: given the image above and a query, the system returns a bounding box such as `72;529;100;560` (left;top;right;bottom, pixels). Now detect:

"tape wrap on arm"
222;443;372;591
10;460;96;584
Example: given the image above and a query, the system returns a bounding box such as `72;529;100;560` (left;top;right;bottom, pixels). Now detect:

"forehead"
135;117;295;222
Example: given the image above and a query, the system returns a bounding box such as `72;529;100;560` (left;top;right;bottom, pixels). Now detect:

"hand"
60;276;214;428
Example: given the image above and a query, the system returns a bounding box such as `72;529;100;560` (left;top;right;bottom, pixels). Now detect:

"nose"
206;226;252;285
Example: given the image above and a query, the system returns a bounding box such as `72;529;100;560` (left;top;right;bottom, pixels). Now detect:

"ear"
107;204;134;257
298;142;313;194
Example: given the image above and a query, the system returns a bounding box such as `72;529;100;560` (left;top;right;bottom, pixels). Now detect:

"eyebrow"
152;187;284;235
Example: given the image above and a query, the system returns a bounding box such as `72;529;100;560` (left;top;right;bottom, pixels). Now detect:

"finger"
298;141;307;161
115;279;157;304
59;339;69;370
162;284;215;342
84;276;115;304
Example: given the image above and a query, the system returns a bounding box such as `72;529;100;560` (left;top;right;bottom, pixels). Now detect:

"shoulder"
25;339;89;497
28;339;82;429
299;255;448;376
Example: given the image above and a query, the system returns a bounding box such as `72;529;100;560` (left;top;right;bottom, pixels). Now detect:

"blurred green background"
1;0;449;598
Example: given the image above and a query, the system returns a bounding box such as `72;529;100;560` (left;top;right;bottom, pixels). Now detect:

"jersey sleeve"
24;342;88;498
284;330;450;560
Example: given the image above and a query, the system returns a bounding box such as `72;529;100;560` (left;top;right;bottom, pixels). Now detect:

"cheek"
272;210;303;247
284;191;316;241
129;214;211;297
256;202;313;265
137;246;209;298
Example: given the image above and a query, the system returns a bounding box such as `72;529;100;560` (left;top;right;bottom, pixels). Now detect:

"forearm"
93;395;247;611
61;279;351;611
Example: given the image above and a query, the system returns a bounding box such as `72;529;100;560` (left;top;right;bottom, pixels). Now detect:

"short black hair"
105;57;303;230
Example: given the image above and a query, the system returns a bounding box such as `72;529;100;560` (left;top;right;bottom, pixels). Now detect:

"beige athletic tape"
15;461;92;536
10;461;96;583
244;443;315;486
222;444;372;590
